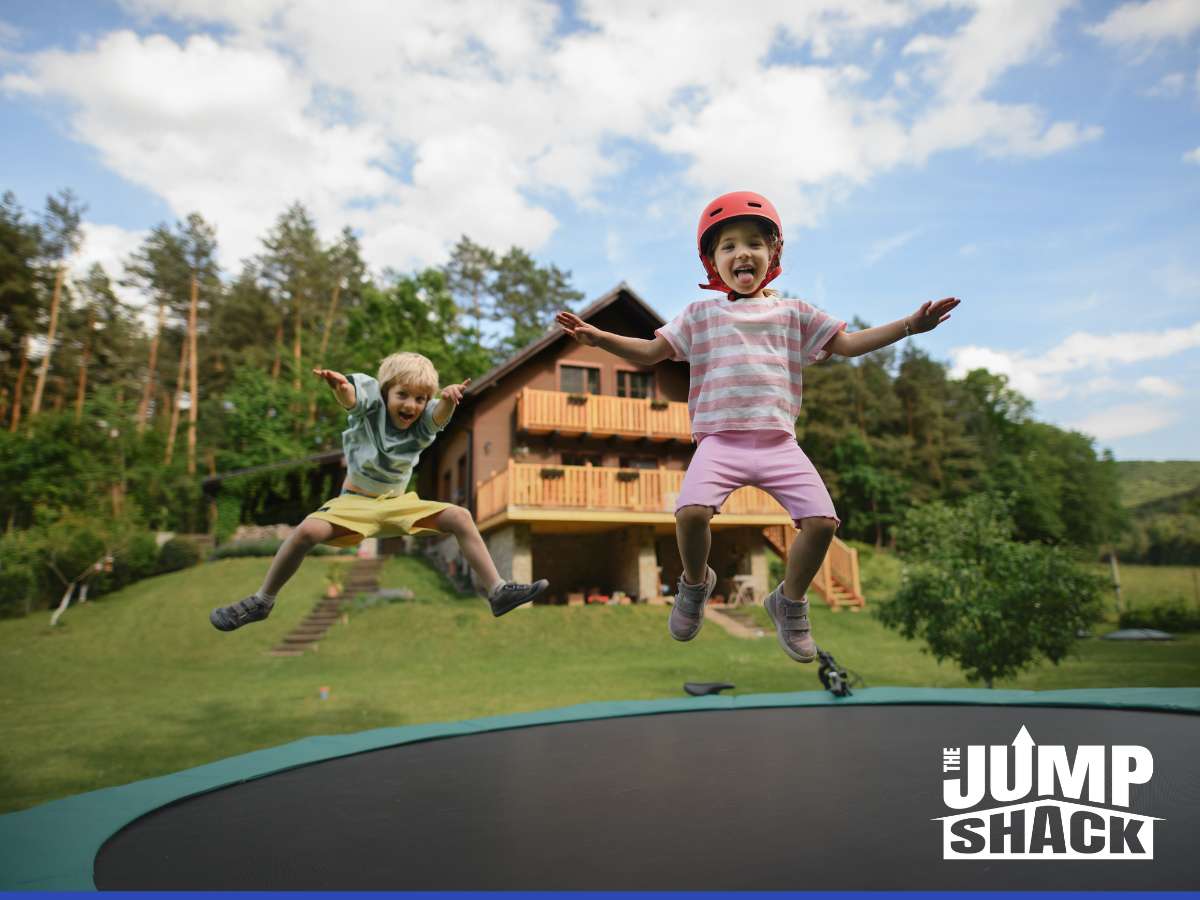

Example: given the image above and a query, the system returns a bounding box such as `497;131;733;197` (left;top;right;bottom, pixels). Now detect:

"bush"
210;538;284;559
1119;599;1200;633
208;538;349;560
99;532;160;592
0;557;35;618
157;537;201;573
877;494;1106;687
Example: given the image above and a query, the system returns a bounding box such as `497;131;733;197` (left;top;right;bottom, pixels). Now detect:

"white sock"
257;591;277;605
488;579;506;596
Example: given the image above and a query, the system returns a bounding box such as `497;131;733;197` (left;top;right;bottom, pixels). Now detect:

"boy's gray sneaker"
488;579;549;617
210;594;275;632
762;585;817;663
669;566;716;641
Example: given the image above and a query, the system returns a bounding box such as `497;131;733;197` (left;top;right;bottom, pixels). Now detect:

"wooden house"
415;283;864;609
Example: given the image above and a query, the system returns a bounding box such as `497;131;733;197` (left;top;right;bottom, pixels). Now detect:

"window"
619;456;658;470
441;470;452;502
455;455;467;504
562;452;603;467
560;365;601;395
617;370;655;399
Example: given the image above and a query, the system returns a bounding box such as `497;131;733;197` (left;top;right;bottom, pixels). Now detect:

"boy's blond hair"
377;352;439;397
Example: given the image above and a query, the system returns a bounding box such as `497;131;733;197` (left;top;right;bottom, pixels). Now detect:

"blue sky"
2;0;1198;460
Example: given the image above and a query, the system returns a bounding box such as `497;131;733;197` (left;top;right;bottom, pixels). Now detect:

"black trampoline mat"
94;705;1200;890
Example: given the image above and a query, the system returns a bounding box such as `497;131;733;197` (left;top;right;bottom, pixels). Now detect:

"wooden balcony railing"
516;387;691;441
476;460;790;523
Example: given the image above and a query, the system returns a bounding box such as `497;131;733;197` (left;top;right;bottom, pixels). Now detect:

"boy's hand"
440;379;471;406
906;297;960;334
312;367;356;408
555;311;602;346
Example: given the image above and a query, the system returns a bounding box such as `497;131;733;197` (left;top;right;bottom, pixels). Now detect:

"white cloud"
1184;147;1200;165
5;1;1104;272
1068;403;1178;440
1087;0;1200;47
864;227;922;265
1136;375;1185;397
3;30;392;267
1145;71;1186;96
1078;375;1123;396
73;222;147;295
949;321;1200;401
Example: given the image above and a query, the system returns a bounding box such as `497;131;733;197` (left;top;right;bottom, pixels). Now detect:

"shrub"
157;537;201;573
877;494;1106;687
208;538;348;560
1119;599;1200;633
0;558;35;618
102;532;161;591
210;538;284;559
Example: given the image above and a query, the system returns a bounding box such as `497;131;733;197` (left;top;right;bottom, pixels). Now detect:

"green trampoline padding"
2;686;1198;890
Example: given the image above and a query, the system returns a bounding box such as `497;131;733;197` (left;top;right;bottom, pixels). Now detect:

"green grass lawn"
1;552;1197;814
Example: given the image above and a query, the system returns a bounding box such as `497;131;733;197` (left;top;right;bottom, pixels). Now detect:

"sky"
2;0;1198;460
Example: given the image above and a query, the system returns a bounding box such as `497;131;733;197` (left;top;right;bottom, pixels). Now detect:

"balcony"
475;460;792;527
516;387;690;442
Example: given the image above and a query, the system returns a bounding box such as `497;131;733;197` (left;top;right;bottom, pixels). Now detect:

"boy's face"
385;381;430;429
711;219;773;296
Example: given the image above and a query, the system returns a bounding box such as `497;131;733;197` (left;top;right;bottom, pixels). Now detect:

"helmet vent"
747;201;762;208
708;207;723;217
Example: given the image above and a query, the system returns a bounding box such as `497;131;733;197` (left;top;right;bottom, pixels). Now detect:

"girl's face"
710;220;774;297
385;381;429;429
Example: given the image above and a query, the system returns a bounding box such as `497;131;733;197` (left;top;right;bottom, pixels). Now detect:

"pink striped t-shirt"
655;294;845;439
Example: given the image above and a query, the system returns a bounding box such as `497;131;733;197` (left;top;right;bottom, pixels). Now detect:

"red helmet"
697;191;784;297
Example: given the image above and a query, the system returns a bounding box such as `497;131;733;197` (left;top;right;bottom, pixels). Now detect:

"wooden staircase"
267;558;384;657
762;526;866;611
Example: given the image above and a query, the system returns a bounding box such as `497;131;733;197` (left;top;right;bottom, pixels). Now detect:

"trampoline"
2;687;1198;891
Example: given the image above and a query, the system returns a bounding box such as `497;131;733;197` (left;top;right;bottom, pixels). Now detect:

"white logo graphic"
934;726;1160;860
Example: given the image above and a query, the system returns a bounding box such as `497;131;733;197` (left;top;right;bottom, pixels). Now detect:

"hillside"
1116;460;1200;509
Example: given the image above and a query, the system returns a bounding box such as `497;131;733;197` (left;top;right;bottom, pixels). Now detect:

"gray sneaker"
669;566;716;642
210;594;275;632
488;579;549;617
763;585;817;663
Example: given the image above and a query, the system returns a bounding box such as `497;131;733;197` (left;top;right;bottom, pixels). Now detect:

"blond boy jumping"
210;352;548;631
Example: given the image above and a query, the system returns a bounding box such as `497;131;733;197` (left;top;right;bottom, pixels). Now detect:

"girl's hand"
555;311;602;346
440;379;471;406
907;297;960;334
312;367;355;407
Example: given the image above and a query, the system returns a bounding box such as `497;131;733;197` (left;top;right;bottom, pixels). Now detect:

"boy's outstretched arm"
432;379;471;427
826;297;960;358
555;311;673;366
312;367;357;409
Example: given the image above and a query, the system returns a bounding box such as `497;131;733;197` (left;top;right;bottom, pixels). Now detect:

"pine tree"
29;190;85;419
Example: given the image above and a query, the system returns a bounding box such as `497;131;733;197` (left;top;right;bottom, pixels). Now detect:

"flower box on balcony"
566;393;589;405
616;471;640;482
650;399;670;410
539;467;565;479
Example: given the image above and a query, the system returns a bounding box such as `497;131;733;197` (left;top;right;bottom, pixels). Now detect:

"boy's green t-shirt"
341;373;448;495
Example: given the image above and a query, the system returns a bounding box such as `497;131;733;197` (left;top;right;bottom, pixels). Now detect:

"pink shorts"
675;430;839;529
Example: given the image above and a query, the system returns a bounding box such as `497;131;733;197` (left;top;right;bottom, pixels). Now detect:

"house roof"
462;281;670;399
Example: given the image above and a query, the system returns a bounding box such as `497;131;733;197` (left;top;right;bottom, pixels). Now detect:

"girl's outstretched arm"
827;297;960;358
555;311;673;366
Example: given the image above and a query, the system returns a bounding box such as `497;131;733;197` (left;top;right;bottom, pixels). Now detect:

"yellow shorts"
308;491;454;547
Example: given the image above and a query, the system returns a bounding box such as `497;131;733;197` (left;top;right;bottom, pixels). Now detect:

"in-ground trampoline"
2;687;1197;891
